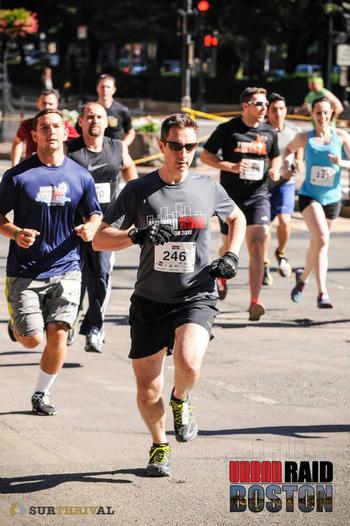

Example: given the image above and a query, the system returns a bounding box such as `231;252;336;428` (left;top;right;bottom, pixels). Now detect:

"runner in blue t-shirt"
0;108;102;416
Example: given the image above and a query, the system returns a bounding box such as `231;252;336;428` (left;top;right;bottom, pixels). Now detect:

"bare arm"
74;213;102;242
200;148;251;174
225;205;246;255
11;136;24;166
285;132;308;157
0;213;40;248
92;222;133;251
121;142;138;182
326;91;344;118
123;128;136;147
268;155;282;181
329;129;350;168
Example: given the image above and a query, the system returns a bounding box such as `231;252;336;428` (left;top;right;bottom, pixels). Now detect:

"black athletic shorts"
128;293;218;359
298;195;341;220
220;192;271;234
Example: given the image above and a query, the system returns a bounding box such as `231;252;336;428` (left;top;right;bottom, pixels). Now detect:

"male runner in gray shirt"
93;113;246;477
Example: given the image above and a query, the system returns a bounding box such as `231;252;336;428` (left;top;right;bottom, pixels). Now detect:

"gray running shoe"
317;293;333;309
7;321;17;342
275;249;292;277
67;328;75;347
262;262;273;286
31;392;57;416
146;444;171;477
291;268;306;303
169;391;198;442
85;331;104;353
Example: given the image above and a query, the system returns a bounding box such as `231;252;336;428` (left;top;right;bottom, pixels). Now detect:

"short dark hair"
33;109;64;130
38;88;59;100
97;74;117;87
240;87;267;104
79;101;107;118
268;92;286;105
160;113;198;141
311;96;332;110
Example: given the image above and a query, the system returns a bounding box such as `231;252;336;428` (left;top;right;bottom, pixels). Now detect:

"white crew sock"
34;369;57;395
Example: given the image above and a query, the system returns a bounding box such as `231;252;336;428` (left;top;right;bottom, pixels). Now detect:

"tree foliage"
0;0;338;77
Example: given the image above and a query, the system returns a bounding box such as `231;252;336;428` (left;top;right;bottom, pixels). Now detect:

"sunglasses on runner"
247;101;269;107
163;141;198;152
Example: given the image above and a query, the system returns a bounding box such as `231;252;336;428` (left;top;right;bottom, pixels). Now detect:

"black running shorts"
128;293;218;359
298;195;341;220
220;192;271;234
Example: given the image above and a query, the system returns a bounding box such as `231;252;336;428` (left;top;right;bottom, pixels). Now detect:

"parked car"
294;64;321;76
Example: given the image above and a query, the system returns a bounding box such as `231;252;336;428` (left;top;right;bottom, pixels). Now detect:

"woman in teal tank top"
285;96;350;308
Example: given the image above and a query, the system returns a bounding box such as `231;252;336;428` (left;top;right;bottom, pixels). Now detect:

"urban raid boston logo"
229;460;333;513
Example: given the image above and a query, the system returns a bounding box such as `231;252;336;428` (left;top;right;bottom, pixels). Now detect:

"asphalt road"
0;209;349;525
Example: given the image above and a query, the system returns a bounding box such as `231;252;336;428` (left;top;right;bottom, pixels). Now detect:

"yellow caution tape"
181;107;229;122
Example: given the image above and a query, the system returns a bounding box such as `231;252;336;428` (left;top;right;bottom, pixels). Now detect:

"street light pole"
180;0;192;109
326;12;334;89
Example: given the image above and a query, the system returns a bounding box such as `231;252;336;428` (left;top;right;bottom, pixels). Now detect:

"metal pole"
197;15;205;108
326;13;334;89
180;0;192;108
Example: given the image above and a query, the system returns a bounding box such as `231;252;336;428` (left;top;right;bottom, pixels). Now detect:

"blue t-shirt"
0;155;101;278
300;129;342;205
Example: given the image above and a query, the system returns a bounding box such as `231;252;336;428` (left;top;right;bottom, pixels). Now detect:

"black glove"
209;251;239;279
128;224;174;246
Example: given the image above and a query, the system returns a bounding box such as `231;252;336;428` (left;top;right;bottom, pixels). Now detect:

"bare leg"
172;323;209;400
40;322;69;374
301;202;333;294
246;224;269;300
276;213;292;253
132;349;168;444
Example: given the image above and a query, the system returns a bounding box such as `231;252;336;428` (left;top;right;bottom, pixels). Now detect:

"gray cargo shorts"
6;270;81;336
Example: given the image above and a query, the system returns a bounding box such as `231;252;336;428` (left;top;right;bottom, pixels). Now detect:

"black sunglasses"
163;140;198;152
247;101;269;107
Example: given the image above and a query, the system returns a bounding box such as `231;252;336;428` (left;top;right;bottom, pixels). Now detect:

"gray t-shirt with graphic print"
103;170;236;303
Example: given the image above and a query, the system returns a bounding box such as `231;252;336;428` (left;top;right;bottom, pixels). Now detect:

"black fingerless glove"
128;224;174;246
209;251;239;279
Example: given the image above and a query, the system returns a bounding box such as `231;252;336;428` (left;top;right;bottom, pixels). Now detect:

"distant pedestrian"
295;77;343;119
96;74;135;146
41;67;54;91
11;89;79;166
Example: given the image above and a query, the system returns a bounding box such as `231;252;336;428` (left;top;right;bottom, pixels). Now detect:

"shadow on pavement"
0;468;149;493
215;318;350;329
196;424;350;439
0;362;82;368
0;351;41;356
0;410;33;416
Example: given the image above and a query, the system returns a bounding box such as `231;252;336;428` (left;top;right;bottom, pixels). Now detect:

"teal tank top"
300;129;342;205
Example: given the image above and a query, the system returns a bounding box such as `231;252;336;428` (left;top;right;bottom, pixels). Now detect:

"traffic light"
203;34;219;47
197;1;210;13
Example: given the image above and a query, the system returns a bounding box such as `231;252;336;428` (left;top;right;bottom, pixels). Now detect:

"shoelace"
32;393;49;405
170;399;191;426
150;445;170;464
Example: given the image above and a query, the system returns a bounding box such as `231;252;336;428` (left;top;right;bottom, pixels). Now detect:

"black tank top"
67;136;123;213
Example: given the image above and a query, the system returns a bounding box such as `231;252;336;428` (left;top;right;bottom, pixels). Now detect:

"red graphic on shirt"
234;134;268;155
178;215;206;230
